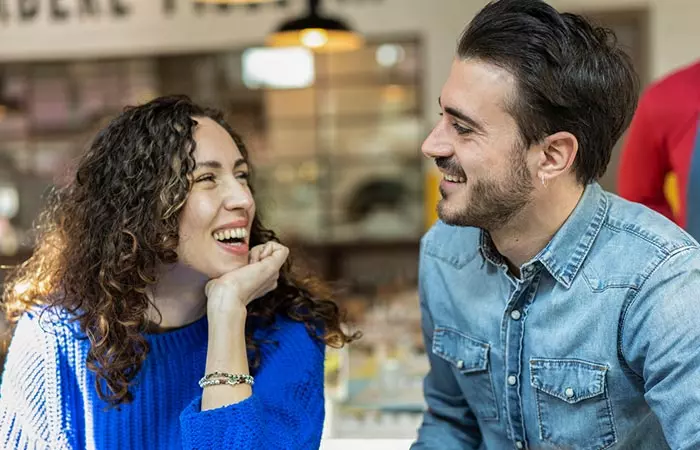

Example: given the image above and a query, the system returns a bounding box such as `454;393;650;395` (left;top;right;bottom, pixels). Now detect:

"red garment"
617;61;700;228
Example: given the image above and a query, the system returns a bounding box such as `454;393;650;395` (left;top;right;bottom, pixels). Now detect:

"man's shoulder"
587;192;700;287
604;192;698;255
421;220;482;268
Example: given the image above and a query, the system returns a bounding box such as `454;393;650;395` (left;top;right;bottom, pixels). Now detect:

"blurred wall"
1;0;697;230
553;0;699;80
0;0;697;124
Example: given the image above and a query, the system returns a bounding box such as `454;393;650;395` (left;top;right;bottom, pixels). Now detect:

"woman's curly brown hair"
2;95;359;407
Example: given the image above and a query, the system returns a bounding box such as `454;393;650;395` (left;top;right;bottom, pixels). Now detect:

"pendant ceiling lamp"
267;0;363;52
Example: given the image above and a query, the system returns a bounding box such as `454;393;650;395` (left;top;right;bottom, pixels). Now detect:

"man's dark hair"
458;0;639;184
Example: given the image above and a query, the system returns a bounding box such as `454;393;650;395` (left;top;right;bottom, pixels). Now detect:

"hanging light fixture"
267;0;363;52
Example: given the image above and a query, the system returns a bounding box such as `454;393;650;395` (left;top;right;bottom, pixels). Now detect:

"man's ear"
536;131;578;185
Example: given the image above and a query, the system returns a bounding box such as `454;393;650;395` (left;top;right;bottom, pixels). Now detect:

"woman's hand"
201;242;288;410
205;242;289;318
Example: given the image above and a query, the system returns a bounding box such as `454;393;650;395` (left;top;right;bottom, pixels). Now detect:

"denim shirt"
412;183;700;450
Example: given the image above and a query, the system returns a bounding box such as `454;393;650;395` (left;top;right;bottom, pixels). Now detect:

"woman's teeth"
213;228;247;241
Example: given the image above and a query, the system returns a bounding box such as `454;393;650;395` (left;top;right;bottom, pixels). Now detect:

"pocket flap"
432;327;489;373
530;358;608;404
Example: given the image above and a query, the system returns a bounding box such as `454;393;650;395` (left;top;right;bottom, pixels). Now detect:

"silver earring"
540;175;548;188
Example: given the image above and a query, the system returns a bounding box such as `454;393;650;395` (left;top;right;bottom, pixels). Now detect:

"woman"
0;95;357;449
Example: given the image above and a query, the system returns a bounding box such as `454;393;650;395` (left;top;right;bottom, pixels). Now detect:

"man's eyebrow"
438;97;485;133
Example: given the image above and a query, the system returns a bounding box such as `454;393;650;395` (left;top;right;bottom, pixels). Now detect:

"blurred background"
0;0;697;441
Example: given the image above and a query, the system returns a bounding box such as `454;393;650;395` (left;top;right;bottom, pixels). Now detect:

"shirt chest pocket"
530;358;617;450
432;327;498;420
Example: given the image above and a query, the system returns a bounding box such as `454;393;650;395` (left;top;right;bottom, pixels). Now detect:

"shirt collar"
479;183;609;287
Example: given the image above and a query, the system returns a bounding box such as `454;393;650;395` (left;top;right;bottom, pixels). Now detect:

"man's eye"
451;122;473;135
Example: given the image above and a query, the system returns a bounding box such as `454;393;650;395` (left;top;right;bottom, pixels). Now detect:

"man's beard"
437;150;534;230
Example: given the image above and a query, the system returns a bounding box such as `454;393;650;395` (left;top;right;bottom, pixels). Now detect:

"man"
617;60;700;239
412;1;700;449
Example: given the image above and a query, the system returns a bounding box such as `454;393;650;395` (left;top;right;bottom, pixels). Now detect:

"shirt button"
510;310;522;321
508;375;517;386
515;441;524;449
565;387;575;398
456;360;464;370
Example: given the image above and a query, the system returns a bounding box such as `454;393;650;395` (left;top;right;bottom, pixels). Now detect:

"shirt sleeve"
411;242;482;450
621;247;700;449
0;312;76;450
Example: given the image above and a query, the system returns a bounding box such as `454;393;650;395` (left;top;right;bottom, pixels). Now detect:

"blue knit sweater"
0;310;325;449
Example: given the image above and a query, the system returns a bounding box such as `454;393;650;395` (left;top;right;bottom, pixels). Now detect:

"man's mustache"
435;157;465;178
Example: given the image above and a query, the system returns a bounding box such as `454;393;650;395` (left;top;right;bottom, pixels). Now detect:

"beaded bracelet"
198;372;255;389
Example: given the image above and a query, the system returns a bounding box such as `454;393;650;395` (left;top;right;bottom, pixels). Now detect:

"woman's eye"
195;174;215;183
